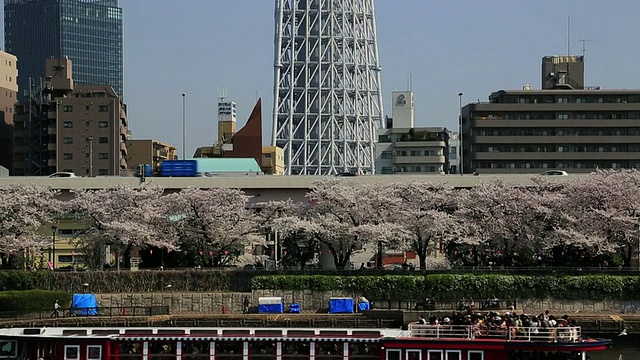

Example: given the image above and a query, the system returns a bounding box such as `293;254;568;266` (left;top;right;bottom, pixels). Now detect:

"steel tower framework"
272;0;384;175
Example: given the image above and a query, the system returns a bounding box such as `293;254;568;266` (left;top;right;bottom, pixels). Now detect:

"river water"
585;335;639;360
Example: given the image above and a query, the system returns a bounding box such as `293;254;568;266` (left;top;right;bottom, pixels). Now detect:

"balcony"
120;142;128;156
472;151;640;161
472;119;640;128
394;140;446;147
119;157;128;169
471;102;640;112
394;155;446;164
472;135;640;144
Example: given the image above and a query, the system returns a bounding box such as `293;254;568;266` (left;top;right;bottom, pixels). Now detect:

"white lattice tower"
271;0;384;175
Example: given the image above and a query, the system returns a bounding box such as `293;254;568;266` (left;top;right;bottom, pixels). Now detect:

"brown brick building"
12;58;128;176
0;51;18;171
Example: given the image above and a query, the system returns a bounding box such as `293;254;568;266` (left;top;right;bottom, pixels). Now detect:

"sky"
9;0;640;156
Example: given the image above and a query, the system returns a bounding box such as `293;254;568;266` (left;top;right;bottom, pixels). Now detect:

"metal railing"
370;299;518;312
0;305;170;321
408;324;581;343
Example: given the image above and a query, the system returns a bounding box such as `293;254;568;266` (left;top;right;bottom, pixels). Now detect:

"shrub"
250;274;640;301
0;290;72;312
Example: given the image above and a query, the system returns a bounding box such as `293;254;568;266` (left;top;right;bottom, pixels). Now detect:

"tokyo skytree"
271;0;384;175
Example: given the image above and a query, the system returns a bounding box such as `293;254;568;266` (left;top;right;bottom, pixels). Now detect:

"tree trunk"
123;244;134;270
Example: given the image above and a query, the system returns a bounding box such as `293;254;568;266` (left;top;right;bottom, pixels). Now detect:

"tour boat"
0;324;610;360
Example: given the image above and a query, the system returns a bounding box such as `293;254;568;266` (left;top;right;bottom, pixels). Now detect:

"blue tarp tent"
71;293;98;316
329;297;354;314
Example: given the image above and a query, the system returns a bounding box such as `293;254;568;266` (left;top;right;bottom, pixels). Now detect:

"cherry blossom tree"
391;182;459;269
452;181;555;267
0;185;61;269
67;185;175;270
159;188;258;267
557;170;640;267
274;180;403;269
258;200;319;269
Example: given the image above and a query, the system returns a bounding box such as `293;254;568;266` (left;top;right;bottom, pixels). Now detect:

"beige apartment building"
0;50;17;171
13;58;128;176
261;146;285;175
126;139;177;174
375;91;449;174
376;127;449;174
462;56;640;174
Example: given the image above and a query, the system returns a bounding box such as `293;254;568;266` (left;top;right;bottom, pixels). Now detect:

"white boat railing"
408;324;581;343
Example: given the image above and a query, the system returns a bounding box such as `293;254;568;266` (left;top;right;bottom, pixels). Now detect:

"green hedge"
0;270;251;293
0;290;72;312
251;274;640;301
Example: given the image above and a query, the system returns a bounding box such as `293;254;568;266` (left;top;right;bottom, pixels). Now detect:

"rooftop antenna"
578;38;595;58
567;16;571;57
218;88;227;103
409;73;413;92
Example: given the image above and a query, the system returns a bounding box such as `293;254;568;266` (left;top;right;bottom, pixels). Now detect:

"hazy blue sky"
14;1;640;156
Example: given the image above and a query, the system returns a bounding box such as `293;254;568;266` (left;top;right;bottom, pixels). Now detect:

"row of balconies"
472;135;640;144
471;119;640;128
471;152;640;161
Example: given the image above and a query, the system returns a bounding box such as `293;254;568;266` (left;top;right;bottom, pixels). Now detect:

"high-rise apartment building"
12;58;128;176
5;0;123;98
0;50;18;171
462;56;640;174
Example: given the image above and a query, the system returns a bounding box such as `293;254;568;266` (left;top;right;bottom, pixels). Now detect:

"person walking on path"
243;296;250;314
51;300;61;318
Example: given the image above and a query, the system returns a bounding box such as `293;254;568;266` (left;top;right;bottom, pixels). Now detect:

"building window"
98;169;109;175
557;97;569;103
87;346;102;360
64;345;80;360
410;150;421;156
450;146;457;159
99;121;108;128
63;137;73;144
381;151;393;159
381;167;394;174
0;341;17;358
63;106;73;112
63;153;73;160
99;137;108;143
63;122;73;128
558;114;569;120
98;153;109;160
99;105;109;112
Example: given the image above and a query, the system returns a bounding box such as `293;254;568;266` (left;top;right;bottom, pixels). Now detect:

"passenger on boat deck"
416;315;427;325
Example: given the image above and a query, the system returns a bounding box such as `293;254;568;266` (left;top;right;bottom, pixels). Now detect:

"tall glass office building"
5;0;123;97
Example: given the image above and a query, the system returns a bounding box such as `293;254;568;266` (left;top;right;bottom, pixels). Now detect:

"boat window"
0;341;16;358
467;351;483;360
386;349;401;360
182;341;210;359
317;342;343;359
149;342;176;360
350;343;377;359
64;345;80;360
406;350;421;360
87;346;102;360
249;342;276;360
427;350;443;360
282;341;309;359
445;350;461;360
216;341;243;360
119;342;143;360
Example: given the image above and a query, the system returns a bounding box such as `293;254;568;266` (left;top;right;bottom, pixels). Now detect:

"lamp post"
458;92;464;175
181;93;186;160
51;225;57;270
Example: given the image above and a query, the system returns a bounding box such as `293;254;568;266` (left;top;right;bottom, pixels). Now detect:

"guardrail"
408;324;581;342
370;299;518;312
0;305;170;321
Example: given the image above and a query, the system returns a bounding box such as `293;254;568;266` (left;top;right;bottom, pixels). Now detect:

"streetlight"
50;225;57;270
458;92;464;175
182;93;186;160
